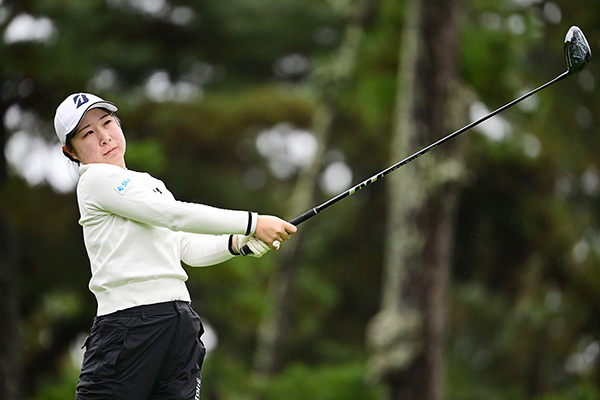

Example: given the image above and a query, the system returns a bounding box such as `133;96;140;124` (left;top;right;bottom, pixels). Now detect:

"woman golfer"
54;92;296;399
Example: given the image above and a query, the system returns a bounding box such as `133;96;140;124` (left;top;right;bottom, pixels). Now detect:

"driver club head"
564;26;591;75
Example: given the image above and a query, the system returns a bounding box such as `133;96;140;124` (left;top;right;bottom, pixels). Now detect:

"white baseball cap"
54;93;118;144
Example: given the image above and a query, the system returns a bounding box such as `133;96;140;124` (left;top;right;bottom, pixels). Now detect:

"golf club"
241;25;591;256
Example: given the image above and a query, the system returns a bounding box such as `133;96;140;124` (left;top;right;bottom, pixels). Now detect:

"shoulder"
78;164;166;197
78;164;140;196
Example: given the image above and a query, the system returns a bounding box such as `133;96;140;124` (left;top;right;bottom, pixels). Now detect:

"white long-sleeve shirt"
76;163;257;316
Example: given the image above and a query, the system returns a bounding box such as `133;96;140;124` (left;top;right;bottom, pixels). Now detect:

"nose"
100;131;112;145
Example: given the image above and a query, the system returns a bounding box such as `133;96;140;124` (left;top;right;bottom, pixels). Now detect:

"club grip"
289;208;318;226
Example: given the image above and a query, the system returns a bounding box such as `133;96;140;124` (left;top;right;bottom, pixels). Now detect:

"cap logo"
73;94;89;109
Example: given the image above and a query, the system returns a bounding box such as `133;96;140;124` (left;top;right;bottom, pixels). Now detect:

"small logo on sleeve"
114;178;132;195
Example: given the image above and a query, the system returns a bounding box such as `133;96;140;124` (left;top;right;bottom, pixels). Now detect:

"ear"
62;145;79;162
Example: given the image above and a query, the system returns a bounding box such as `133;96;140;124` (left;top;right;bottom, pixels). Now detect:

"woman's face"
63;108;127;169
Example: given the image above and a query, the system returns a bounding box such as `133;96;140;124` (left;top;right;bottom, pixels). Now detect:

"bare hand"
254;215;297;250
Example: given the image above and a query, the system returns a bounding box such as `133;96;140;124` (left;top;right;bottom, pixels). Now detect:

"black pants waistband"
96;300;191;320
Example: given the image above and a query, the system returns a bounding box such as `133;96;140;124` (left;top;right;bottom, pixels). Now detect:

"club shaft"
290;70;570;226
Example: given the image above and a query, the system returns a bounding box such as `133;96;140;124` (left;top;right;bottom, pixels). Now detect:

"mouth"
104;147;118;156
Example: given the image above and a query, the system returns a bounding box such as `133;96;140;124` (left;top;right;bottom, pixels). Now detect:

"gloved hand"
233;235;270;258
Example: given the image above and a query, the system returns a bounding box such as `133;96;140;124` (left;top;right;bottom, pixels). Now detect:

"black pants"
76;301;206;400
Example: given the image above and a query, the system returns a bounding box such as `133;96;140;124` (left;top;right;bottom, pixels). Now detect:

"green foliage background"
1;0;599;399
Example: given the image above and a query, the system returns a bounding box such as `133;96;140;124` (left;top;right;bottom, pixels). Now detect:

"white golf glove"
234;235;270;258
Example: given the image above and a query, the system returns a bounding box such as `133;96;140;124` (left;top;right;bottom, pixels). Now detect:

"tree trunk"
252;0;376;375
253;104;333;375
366;0;462;399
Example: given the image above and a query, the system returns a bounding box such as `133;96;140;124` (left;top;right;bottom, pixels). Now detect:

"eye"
104;119;112;126
83;130;93;138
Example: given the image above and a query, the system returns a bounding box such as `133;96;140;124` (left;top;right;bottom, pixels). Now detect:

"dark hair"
63;134;80;164
62;108;121;165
